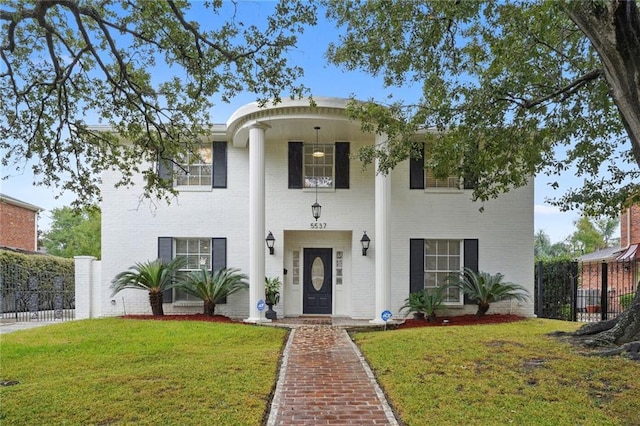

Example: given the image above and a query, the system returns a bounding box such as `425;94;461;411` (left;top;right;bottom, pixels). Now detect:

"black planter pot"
265;303;277;320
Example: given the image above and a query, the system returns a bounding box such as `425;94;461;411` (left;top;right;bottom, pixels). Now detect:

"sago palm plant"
449;267;529;317
110;257;186;316
173;268;249;316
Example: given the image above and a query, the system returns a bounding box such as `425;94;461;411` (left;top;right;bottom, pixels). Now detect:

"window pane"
437;257;449;270
449;242;460;255
425;256;437;270
437;242;448;255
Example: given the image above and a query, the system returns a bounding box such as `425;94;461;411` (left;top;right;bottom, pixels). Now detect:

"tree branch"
500;69;603;109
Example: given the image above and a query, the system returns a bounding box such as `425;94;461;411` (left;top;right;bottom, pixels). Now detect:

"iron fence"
0;263;75;321
535;258;639;322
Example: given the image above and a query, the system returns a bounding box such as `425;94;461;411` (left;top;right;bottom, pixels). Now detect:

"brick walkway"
267;325;398;425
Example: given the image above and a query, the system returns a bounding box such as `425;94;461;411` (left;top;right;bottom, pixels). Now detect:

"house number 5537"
310;223;327;229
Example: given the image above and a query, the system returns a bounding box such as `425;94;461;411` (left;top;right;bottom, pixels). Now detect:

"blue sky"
0;1;589;243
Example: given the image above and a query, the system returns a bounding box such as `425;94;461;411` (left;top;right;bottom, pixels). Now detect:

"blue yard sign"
257;299;266;312
381;310;392;322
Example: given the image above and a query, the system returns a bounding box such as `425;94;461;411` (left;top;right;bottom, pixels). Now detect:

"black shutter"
463;239;479;304
288;142;303;189
335;142;350;189
463;175;477;190
212;238;228;303
410;239;425;294
410;143;425;189
212;141;227;188
158;237;173;303
463;143;478;189
157;156;173;187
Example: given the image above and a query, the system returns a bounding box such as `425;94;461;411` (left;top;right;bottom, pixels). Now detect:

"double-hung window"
424;239;463;304
174;238;211;302
304;144;335;188
158;141;227;189
289;142;349;189
175;143;213;187
410;142;474;190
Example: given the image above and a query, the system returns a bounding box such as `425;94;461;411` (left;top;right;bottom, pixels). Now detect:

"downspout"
627;207;632;249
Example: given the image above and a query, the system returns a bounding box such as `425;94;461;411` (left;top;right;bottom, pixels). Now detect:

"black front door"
303;248;332;314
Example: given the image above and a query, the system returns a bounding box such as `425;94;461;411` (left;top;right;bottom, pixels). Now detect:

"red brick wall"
620;204;640;247
0;201;37;251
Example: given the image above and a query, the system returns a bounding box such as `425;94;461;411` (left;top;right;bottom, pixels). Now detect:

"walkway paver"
267;325;399;425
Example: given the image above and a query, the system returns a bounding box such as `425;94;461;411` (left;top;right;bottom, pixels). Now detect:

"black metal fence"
535;258;639;322
0;263;75;321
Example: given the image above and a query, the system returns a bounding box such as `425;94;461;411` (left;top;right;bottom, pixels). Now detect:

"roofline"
0;193;44;212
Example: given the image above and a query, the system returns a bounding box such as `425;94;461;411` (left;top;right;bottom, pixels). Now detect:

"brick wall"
620;204;640;247
0;201;37;251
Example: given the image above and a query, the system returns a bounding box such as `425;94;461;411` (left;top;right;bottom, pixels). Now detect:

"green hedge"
0;250;74;276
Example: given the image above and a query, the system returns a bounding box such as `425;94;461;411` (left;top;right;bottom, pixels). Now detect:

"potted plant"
586;304;601;314
265;276;282;320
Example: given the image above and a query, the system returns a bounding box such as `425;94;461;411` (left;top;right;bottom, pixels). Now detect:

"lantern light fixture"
311;126;322;221
265;231;275;255
360;231;371;256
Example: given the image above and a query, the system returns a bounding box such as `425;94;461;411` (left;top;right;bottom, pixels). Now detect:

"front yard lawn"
0;318;288;425
353;319;640;426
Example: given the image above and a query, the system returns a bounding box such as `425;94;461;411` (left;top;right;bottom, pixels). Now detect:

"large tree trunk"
563;0;640;170
571;290;640;360
149;291;164;316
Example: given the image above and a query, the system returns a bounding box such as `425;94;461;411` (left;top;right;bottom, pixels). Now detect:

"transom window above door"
304;144;334;188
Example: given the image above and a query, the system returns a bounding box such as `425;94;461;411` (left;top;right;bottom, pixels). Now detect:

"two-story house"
82;97;534;322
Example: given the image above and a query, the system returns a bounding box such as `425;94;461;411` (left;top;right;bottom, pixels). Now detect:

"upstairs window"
158;141;227;188
304;144;335;188
289;142;349;189
425;169;461;189
410;142;474;190
175;143;212;186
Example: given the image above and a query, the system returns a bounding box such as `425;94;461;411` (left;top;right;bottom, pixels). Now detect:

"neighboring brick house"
0;194;42;252
77;97;535;321
579;204;640;312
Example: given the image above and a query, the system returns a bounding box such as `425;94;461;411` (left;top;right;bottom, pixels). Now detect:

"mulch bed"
122;314;238;323
397;314;526;329
121;313;526;328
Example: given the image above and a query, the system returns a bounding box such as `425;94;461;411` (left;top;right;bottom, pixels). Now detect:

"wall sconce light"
360;231;370;256
265;231;275;255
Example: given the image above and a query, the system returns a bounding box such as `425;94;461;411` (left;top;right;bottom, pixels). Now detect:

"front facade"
0;193;41;252
96;97;534;321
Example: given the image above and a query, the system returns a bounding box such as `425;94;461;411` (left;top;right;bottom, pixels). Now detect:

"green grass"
0;318;288;425
352;319;640;426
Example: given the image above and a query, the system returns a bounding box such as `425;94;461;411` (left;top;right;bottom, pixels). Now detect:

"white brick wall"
94;99;535;320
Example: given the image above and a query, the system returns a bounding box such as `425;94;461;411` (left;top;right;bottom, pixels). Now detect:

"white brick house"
81;97;534;322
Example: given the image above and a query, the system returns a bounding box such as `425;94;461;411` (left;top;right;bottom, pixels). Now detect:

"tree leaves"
1;0;316;206
325;0;640;216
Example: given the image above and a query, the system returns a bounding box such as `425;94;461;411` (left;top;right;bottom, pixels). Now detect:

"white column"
371;134;392;324
74;256;96;319
246;123;269;323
